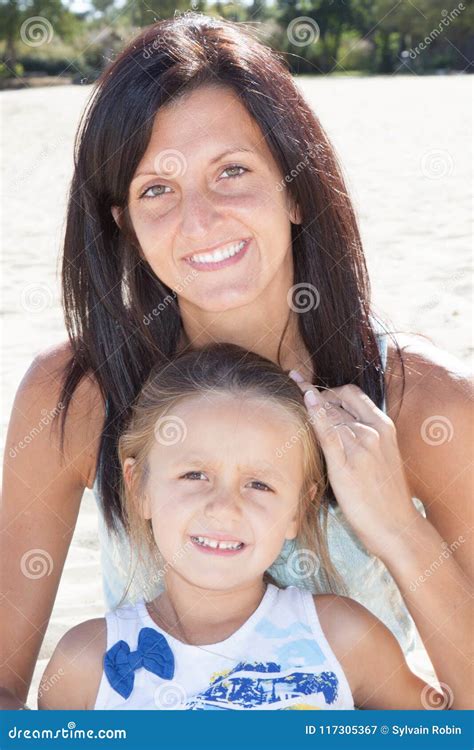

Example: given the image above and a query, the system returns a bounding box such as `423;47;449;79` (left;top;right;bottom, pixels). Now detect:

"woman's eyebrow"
131;146;256;182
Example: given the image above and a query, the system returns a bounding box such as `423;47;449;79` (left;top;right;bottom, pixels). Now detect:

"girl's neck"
147;576;267;646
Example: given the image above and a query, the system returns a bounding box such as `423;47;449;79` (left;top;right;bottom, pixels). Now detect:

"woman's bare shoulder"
38;617;107;710
13;338;106;489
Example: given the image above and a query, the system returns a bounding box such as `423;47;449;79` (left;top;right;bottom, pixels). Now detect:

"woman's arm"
316;595;452;710
291;334;473;707
379;335;473;705
0;341;103;708
38;618;106;710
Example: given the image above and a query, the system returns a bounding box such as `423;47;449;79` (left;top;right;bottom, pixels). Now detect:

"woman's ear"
111;206;122;229
288;196;302;225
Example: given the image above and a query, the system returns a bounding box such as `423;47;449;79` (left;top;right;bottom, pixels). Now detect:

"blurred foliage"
0;0;472;81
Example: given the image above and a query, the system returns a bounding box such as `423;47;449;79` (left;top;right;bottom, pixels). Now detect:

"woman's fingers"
303;389;356;460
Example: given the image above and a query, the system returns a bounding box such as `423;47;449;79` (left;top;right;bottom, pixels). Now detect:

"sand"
1;74;472;709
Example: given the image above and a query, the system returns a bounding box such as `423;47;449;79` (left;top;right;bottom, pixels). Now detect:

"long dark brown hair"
55;12;400;535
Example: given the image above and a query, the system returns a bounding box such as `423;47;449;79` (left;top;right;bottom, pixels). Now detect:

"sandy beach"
2;74;472;708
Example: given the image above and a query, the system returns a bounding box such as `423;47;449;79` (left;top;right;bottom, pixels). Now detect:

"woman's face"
120;84;300;313
127;393;310;591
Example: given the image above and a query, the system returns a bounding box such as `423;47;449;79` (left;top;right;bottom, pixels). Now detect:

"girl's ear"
123;457;136;490
123;458;152;519
285;482;318;540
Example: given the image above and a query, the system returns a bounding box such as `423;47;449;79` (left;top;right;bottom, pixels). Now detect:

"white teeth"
192;535;244;550
190;240;246;264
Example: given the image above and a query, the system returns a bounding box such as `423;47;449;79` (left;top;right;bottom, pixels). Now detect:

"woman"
1;13;472;710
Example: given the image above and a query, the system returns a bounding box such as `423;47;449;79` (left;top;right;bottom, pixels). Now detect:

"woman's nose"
180;188;220;238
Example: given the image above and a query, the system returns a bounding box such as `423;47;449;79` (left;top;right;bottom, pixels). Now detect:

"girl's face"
118;84;301;313
126;393;312;591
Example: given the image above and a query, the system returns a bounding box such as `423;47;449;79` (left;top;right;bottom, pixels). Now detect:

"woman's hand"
289;371;421;561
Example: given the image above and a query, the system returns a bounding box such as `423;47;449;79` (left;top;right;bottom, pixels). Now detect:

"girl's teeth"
192;535;243;550
191;240;246;264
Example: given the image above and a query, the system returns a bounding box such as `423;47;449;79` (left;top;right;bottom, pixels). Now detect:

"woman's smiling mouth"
183;238;251;271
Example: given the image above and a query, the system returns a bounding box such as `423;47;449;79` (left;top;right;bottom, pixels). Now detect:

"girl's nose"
203;492;242;520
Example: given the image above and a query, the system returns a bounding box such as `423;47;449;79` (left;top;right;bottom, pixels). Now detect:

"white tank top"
93;583;354;710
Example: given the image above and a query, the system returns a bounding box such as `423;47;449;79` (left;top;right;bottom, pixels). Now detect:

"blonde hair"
116;342;345;606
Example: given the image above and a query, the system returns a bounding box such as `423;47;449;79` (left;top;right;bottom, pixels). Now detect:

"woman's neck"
147;575;267;646
177;299;314;382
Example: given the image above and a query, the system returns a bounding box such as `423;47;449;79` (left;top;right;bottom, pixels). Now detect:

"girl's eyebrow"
131;146;256;182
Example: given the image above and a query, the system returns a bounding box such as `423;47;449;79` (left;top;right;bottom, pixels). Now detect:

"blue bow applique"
104;627;175;699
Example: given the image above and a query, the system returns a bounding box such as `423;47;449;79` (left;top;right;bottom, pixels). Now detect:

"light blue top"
92;329;424;656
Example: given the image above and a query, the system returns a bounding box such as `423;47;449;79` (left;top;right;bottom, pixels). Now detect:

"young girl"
38;344;448;711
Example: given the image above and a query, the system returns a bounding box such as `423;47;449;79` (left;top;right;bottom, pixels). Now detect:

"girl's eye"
181;471;208;481
248;480;272;492
140;184;172;200
221;165;248;179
